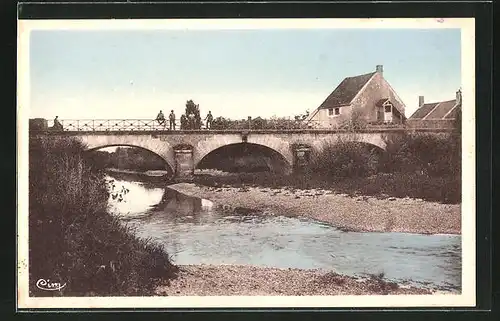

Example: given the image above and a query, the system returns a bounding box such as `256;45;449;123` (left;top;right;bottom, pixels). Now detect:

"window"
328;107;341;116
384;105;392;113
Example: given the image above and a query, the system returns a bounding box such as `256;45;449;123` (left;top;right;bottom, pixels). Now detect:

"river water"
106;174;461;292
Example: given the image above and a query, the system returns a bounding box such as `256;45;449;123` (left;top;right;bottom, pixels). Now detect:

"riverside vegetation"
91;131;461;204
29;137;178;296
196;132;462;204
202;109;462;204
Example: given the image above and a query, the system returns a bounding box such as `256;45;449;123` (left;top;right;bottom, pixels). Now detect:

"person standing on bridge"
205;111;213;130
188;112;195;130
180;114;187;130
169;110;176;130
156;110;166;127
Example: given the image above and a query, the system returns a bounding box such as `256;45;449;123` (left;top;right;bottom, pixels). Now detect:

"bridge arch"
310;133;387;152
76;135;175;173
193;134;293;170
196;142;292;174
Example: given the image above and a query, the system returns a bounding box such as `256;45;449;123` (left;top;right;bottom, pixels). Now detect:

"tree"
252;117;266;129
211;116;230;130
184;100;202;129
340;107;367;131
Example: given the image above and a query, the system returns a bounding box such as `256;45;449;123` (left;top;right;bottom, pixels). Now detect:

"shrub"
338;107;368;131
210;116;308;130
381;133;461;178
310;139;380;179
29;136;177;296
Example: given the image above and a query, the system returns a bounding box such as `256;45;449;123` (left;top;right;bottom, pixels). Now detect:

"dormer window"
376;99;395;123
328;107;341;116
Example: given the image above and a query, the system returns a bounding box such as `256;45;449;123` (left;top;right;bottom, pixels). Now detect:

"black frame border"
8;0;494;318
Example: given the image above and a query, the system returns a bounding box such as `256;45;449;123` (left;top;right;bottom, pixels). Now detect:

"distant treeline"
87;147;166;172
29;137;177;296
197;143;288;173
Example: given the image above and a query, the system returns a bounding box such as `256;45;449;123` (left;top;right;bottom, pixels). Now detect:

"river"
106;173;461;292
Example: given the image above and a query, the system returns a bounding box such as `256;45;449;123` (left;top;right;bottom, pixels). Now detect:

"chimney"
376;65;383;74
456;89;462;105
419;96;424;107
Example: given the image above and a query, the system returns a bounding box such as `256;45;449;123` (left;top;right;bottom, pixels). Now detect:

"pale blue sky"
29;28;461;120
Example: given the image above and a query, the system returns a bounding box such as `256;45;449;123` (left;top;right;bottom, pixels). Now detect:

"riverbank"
29;137;178;296
194;171;461;204
155;264;434;296
167;183;461;235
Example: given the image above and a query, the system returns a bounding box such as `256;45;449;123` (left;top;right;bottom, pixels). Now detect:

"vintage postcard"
17;18;476;309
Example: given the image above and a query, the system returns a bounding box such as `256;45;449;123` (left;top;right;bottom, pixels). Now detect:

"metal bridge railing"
35;118;442;132
58;119;205;131
56;119;347;131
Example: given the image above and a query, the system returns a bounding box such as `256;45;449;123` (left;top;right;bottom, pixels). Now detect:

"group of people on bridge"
49;111;215;132
155;110;213;130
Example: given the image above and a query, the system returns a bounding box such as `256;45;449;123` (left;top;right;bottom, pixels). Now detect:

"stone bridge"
34;128;451;180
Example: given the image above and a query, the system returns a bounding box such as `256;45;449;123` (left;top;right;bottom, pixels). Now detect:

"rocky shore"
155;180;461;296
155;264;434;296
167;183;461;235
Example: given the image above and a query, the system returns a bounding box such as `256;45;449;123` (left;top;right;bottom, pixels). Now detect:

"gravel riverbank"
167;183;460;235
155;264;434;296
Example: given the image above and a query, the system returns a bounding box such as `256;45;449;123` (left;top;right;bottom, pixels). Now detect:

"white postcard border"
17;18;476;309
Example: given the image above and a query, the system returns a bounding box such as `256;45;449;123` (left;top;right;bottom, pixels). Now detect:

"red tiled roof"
425;100;457;119
410;99;460;120
318;72;376;109
409;103;439;119
444;105;461;119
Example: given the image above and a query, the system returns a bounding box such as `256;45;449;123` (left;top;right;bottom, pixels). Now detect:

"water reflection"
106;177;164;219
106;174;462;291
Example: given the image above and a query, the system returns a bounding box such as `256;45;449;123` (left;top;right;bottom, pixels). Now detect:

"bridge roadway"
32;127;452;180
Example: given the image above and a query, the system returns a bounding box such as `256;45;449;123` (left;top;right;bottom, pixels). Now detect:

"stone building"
407;89;462;129
306;65;406;128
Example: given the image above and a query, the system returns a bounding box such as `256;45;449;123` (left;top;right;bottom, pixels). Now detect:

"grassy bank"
29;137;178;296
195;132;461;204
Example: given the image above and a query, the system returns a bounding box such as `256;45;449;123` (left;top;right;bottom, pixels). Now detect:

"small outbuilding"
407;89;462;129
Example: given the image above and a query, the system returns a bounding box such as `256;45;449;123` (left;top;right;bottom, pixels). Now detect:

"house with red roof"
305;65;406;128
406;89;461;129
